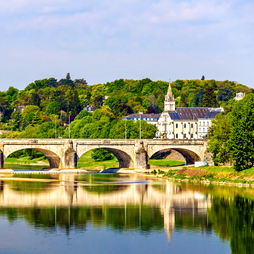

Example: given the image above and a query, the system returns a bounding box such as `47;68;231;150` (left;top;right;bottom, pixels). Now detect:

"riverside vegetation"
1;74;254;178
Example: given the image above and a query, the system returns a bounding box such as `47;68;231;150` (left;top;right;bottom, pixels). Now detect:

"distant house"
234;92;245;101
122;113;160;125
14;105;27;112
0;130;11;135
83;105;96;112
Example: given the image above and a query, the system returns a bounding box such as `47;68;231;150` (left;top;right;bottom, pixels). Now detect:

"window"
176;134;178;138
134;118;136;120
151;118;153;120
184;134;186;138
203;128;205;132
191;134;193;138
147;118;149;121
184;123;186;128
176;124;178;128
191;123;193;128
207;121;209;126
203;122;205;126
199;128;201;132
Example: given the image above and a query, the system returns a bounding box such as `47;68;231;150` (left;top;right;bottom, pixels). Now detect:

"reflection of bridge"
0;139;212;170
0;175;211;242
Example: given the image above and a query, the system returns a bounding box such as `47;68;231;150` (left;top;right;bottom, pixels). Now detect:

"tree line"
208;93;254;171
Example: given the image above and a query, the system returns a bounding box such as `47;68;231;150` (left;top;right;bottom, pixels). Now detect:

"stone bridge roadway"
0;139;212;170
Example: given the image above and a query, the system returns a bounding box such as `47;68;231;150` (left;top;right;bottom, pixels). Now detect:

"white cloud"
0;0;253;89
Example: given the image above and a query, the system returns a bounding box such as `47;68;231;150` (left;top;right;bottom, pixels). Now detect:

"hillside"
0;73;252;140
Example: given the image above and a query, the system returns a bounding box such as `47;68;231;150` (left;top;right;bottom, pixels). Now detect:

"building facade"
156;83;222;139
122;113;160;125
122;83;222;139
234;92;245;101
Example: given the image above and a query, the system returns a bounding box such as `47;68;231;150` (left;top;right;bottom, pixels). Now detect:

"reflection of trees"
0;206;164;233
5;175;51;193
83;185;128;195
208;196;254;254
174;210;212;233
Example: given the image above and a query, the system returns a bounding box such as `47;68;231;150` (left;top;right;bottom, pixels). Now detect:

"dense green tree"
58;73;74;87
24;112;35;124
11;110;23;131
194;88;204;107
75;110;91;120
31;110;42;126
174;80;184;91
91;149;114;161
46;101;60;115
203;85;217;107
30;92;41;107
90;84;107;108
207;113;231;165
179;92;188;107
22;105;40;115
228;94;254;171
217;86;234;102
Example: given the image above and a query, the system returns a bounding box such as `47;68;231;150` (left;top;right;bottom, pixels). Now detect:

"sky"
0;0;253;90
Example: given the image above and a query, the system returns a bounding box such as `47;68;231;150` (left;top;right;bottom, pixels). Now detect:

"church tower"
164;82;175;111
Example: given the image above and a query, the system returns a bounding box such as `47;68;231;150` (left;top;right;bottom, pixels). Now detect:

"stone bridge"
0;139;212;170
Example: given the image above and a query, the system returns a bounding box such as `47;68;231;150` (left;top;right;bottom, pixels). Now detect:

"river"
0;165;253;254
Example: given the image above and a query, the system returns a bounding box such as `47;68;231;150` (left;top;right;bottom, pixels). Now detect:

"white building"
122;113;160;125
156;83;223;139
234;92;245;101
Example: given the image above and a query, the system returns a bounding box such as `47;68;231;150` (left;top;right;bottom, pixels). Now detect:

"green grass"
77;150;119;170
148;158;185;167
5;156;49;165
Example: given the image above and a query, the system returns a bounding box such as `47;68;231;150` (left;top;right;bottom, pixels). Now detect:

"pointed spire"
164;81;175;111
165;82;174;101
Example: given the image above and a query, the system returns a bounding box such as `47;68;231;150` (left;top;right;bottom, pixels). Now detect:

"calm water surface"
0;165;253;254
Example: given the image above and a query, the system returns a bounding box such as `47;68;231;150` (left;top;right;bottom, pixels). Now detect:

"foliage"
228;94;254;171
207;113;231;165
203;85;217;107
91;149;114;161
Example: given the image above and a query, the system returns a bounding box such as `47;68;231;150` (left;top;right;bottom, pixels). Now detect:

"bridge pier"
63;141;77;169
134;141;149;170
0;150;3;169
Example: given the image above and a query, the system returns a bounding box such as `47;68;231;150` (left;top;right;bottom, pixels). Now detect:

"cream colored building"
156;83;222;139
234;92;245;101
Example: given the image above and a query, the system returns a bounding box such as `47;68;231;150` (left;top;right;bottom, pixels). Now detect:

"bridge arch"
3;148;62;169
77;147;134;168
148;147;202;165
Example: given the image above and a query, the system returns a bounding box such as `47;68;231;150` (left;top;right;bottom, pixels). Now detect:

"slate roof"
176;108;211;120
200;111;221;119
122;113;161;119
123;108;221;121
165;108;221;120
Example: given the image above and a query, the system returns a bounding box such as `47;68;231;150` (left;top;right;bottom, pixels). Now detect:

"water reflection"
0;174;253;253
0;174;210;242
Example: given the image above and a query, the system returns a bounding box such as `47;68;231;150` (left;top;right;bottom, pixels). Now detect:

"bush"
91;149;114;161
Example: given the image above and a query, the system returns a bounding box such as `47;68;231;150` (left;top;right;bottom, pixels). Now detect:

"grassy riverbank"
77;151;119;171
5;157;49;166
152;166;254;186
5;153;185;171
148;158;185;167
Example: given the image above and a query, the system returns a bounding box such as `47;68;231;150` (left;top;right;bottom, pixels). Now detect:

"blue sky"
0;0;253;90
